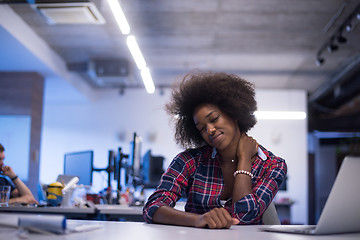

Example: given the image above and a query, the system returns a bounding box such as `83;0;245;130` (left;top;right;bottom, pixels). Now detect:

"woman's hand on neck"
236;133;258;163
218;129;242;162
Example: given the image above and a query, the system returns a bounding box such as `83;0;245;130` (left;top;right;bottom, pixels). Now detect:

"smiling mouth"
210;132;223;142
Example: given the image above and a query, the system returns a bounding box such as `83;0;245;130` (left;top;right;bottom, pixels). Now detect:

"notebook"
263;156;360;235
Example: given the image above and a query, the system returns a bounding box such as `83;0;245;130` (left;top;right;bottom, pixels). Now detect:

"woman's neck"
218;152;236;162
218;130;241;161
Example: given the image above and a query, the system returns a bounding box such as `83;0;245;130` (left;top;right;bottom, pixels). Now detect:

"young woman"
143;72;287;228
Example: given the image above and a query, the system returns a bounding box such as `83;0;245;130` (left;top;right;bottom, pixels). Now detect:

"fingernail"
232;218;240;225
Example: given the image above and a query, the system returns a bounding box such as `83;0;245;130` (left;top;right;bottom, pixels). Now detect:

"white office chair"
262;202;281;225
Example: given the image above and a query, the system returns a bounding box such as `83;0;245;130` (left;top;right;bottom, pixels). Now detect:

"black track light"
315;3;360;66
316;56;325;67
345;22;352;32
327;42;339;53
336;34;347;44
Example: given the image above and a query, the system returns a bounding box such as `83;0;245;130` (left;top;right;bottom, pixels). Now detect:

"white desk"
0;204;144;221
0;206;95;214
0;206;97;219
1;221;360;240
95;204;143;215
95;204;144;221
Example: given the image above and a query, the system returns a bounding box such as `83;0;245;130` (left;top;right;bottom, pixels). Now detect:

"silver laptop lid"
315;156;360;234
56;174;79;186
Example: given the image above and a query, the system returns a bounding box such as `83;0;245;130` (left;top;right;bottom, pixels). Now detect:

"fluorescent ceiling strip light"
108;1;156;94
127;35;156;93
141;67;155;94
107;0;130;34
255;111;307;120
126;35;147;70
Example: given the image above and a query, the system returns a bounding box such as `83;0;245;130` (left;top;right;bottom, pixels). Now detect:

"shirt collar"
211;146;268;161
211;147;217;159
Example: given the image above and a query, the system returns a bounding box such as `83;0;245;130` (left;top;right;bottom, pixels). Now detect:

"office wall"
249;89;308;225
40;87;307;224
0;116;31;180
0;72;44;195
40;89;183;192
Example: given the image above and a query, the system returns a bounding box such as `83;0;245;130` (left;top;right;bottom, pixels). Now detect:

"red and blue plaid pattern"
143;144;287;225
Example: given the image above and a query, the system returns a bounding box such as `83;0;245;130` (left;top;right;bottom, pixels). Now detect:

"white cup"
0;185;11;207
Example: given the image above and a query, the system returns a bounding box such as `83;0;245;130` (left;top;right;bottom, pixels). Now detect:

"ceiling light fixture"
316;56;325;67
126;35;146;69
336;34;347;44
315;3;360;66
107;0;155;94
255;111;307;120
327;42;339;53
107;0;130;34
140;67;155;94
345;22;352;32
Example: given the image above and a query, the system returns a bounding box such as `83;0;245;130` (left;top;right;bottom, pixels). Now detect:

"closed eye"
196;114;220;133
210;115;220;123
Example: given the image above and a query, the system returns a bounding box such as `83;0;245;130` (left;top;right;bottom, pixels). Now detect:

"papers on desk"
67;221;103;233
0;213;65;234
0;213;103;235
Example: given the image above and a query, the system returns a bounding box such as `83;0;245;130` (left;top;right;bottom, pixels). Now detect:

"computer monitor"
142;149;164;188
64;150;94;186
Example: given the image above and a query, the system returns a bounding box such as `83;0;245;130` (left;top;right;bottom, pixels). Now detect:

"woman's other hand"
194;207;237;229
236;134;258;162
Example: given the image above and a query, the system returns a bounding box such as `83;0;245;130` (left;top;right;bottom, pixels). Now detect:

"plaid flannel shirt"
143;144;287;225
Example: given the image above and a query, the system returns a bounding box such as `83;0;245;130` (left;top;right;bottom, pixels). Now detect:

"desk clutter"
58;133;164;206
40;133;164;209
0;202;144;224
41;176;146;209
12;174;146;222
37;160;153;209
42;176;92;208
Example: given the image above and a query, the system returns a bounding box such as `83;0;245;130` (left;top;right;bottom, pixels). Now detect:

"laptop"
263;156;360;235
57;174;79;186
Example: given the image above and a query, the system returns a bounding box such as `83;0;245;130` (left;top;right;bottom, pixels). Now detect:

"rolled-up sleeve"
232;156;287;224
143;151;197;223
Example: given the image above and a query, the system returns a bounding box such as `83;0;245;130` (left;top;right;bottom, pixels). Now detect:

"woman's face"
193;103;240;152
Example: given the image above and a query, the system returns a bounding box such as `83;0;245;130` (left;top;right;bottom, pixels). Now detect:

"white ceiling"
1;0;360;104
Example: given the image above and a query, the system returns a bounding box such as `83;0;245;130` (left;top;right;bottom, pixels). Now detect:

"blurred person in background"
0;143;38;204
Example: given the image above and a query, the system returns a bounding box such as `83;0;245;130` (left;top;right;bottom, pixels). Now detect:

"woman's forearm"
232;156;253;202
152;205;235;229
152;205;199;227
